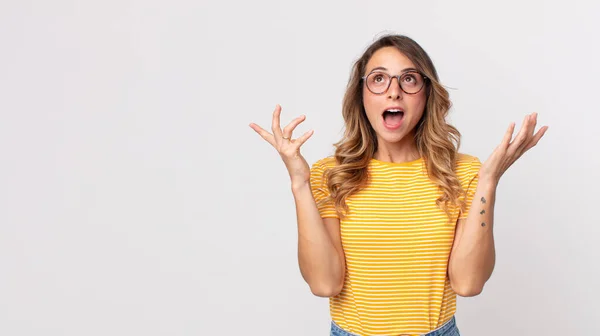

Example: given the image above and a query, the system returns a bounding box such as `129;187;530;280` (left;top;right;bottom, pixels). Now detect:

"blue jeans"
330;315;460;336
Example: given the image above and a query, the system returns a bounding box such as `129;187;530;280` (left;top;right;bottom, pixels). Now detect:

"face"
362;46;428;146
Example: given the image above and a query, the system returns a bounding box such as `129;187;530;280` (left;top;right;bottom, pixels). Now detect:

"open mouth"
382;109;404;128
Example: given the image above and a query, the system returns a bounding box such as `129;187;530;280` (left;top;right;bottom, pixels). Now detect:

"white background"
1;1;598;335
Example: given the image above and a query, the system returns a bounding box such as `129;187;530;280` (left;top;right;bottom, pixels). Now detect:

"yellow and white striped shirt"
309;153;481;335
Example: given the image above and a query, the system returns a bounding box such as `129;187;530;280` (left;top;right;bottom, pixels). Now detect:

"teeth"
386;109;402;113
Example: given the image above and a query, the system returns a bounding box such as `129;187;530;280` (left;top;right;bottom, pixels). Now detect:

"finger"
271;105;283;143
501;122;516;150
515;113;537;153
293;129;315;148
282;114;306;138
507;114;531;155
515;124;549;162
529;113;538;136
249;123;276;146
524;125;549;151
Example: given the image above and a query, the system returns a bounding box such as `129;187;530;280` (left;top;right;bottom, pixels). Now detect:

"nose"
387;76;403;100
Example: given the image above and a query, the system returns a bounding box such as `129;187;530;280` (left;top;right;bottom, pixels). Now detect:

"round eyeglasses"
362;71;428;95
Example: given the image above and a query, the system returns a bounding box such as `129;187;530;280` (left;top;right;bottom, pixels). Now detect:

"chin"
378;131;407;144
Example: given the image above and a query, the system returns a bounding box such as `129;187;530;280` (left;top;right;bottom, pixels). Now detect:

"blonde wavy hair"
322;34;466;221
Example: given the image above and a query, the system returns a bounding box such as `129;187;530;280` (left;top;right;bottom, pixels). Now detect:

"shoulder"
456;153;480;166
310;156;337;186
455;153;482;181
311;156;337;171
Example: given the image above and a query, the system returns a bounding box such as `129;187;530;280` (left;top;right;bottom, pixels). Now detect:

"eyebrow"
367;66;418;74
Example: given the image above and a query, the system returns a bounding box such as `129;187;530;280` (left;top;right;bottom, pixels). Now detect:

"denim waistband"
330;315;459;336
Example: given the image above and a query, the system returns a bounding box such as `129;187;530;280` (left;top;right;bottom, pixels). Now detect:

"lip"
381;109;404;131
382;106;405;114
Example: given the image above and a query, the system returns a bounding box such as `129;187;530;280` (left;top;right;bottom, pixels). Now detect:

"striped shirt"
309;153;481;335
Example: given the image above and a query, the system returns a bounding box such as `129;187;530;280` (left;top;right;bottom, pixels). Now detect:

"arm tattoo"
480;198;487;227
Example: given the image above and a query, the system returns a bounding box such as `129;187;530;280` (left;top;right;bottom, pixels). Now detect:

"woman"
249;34;547;336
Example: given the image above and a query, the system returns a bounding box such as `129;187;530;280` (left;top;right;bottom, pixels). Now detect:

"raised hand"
479;112;549;184
249;105;315;187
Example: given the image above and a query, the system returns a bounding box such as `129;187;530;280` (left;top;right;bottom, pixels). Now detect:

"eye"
374;74;385;82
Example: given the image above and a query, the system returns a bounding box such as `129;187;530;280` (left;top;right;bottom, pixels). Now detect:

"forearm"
449;177;497;296
292;182;344;296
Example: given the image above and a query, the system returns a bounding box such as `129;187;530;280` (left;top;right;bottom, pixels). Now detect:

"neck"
374;132;421;163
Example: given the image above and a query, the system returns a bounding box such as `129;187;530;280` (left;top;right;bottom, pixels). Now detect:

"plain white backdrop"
1;0;599;335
